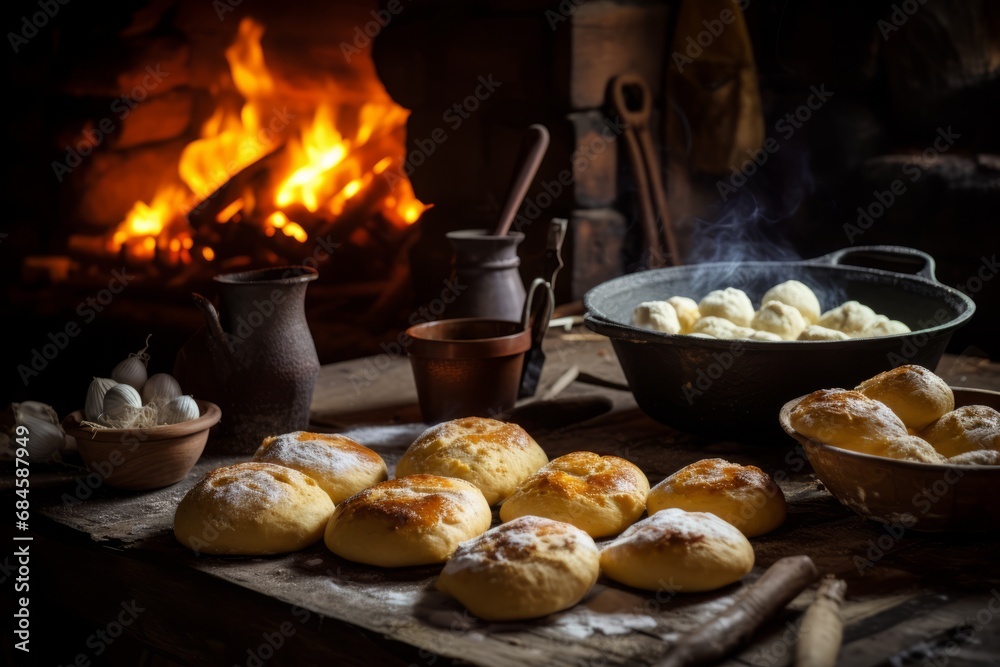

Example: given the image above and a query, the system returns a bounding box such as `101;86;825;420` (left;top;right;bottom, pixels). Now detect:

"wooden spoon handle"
493;124;550;236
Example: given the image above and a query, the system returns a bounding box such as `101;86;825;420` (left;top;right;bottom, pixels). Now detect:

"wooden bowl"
779;388;1000;532
62;400;221;491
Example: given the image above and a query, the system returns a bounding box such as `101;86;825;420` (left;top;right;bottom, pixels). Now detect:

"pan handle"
812;245;937;282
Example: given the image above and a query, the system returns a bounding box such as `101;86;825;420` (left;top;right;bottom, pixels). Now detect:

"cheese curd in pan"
630;280;909;342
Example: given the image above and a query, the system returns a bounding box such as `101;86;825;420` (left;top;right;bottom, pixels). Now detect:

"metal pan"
583;246;976;437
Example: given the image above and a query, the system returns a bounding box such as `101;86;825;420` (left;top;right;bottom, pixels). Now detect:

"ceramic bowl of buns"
780;365;1000;532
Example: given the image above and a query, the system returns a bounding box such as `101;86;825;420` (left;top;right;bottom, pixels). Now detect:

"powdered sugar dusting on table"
551;607;658;639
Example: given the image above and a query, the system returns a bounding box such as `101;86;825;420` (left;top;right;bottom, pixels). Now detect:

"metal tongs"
518;218;567;397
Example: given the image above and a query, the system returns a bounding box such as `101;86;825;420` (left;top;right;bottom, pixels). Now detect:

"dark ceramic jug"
445;229;527;322
174;266;319;453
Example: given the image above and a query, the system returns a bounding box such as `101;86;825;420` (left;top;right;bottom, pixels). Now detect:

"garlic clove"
85;378;118;422
112;356;148;391
11;402;67;462
141;373;182;406
159;395;200;425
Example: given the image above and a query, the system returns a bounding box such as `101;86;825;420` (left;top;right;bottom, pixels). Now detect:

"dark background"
2;0;999;412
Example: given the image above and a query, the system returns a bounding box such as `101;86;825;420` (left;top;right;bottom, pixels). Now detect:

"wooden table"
10;332;1000;666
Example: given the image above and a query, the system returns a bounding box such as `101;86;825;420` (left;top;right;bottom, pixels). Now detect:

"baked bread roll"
646;458;786;537
761;280;821;324
790;389;908;454
324;474;491;567
499;451;649;538
600;508;754;592
667;296;701;334
435;516;599;621
692;316;755;340
252;431;387;504
698;288;754;327
948;449;1000;465
878;435;945;463
396;417;548;505
633;301;681;334
751;301;807;341
174;462;334;555
818;301;879;336
855;365;955;431
919;405;1000;458
798;325;850;341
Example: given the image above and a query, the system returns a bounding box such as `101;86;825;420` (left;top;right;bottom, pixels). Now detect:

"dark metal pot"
583;246;976;437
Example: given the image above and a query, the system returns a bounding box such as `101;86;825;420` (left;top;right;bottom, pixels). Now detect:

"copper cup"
407;318;532;423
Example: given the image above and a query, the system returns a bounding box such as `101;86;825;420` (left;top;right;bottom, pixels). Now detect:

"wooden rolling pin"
796;576;847;667
656;555;820;667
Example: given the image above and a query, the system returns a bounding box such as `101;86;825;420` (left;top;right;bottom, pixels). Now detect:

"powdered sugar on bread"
610;508;744;549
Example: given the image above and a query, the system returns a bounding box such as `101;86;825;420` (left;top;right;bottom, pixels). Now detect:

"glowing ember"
109;17;428;264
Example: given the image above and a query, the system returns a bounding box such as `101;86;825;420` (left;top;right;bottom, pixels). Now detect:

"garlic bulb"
102;384;143;423
111;335;152;390
13;401;60;424
11;401;66;462
112;356;148;391
141;373;182;405
159;395;200;425
85;378;117;421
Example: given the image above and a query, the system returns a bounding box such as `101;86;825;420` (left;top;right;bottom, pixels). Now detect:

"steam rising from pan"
684;190;845;310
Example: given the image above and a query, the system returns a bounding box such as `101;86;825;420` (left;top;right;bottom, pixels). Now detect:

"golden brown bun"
948;449;1000;465
647;458;786;537
435;516;599;621
174;462;334;555
855;365;955;431
499;451;649;538
877;435;946;463
396;417;548;505
919;405;1000;458
599;508;754;592
790;389;908;454
324;474;491;567
252;431;388;504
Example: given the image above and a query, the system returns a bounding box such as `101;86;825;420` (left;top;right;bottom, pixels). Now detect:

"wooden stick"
795;576;847;667
656;555;820;667
540;366;580;402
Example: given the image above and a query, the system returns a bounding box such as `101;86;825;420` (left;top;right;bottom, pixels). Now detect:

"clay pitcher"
174;266;320;453
445;229;527;322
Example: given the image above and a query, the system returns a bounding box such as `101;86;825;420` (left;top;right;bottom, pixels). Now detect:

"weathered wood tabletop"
17;332;1000;666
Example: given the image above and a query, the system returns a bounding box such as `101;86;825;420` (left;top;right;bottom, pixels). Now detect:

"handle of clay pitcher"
192;293;229;352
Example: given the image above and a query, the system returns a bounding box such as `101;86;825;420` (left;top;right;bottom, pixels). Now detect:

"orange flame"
110;17;427;264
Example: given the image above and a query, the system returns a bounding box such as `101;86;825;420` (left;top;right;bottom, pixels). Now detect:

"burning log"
183;144;286;231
